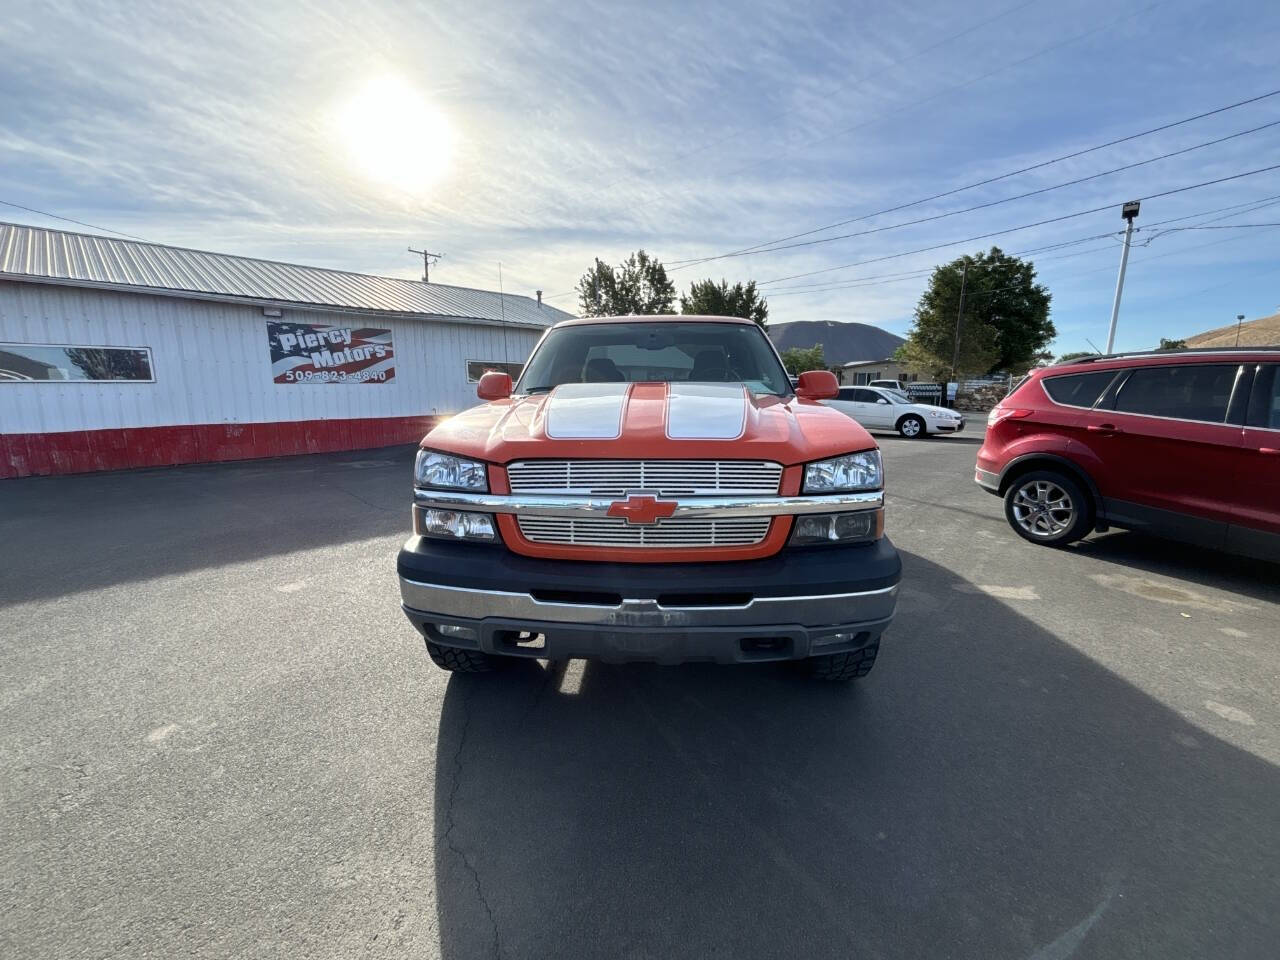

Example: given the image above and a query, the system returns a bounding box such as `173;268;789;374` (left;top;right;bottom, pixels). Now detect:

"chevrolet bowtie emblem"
606;494;679;526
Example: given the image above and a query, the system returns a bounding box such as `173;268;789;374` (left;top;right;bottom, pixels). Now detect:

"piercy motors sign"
267;320;394;384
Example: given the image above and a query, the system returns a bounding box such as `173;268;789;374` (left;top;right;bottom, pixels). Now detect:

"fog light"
416;507;496;541
436;623;478;641
790;510;879;545
812;630;856;648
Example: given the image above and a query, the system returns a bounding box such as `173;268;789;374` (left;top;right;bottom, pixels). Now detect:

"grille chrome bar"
517;516;772;547
506;459;782;496
413;488;883;519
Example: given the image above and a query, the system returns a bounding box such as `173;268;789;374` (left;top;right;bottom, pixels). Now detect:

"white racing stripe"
666;383;748;440
545;382;630;439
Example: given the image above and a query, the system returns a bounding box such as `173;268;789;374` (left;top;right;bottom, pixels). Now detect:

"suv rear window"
1247;364;1280;429
1041;370;1116;408
1112;363;1238;423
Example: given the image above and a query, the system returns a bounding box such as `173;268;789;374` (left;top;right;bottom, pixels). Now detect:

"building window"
466;359;523;382
0;343;154;382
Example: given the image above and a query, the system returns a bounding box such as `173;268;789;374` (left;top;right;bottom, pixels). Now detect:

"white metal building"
0;222;570;478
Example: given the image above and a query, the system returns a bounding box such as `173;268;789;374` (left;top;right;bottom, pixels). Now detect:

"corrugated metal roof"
0;221;573;328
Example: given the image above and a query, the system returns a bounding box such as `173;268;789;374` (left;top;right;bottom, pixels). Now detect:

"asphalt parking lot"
2;436;1278;959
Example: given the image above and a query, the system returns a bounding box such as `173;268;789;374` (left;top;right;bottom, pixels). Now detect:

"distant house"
840;358;920;386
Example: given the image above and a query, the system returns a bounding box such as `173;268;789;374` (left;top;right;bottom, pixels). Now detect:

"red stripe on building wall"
0;415;441;479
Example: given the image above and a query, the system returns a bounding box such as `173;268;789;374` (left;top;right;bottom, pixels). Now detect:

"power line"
766;242;1107;297
669;87;1280;269
1140;192;1280;229
733;195;1280;299
769;202;1280;296
756;163;1280;285
683;118;1280;264
765;232;1121;297
545;0;1175;299
1153;222;1280;231
769;220;1280;299
0;199;149;241
1039;221;1280;285
649;0;1171;250
537;3;1197;305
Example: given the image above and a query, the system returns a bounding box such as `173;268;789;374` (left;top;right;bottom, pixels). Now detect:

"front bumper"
398;536;901;665
929;417;965;433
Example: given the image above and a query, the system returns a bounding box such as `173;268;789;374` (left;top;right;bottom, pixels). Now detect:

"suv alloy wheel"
1003;470;1093;546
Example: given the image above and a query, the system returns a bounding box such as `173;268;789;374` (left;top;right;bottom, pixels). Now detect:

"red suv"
976;349;1279;562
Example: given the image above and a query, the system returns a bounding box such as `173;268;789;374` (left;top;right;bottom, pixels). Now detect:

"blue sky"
1;0;1277;355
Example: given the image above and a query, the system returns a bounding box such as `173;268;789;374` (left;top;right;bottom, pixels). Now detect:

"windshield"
882;389;910;403
515;321;792;396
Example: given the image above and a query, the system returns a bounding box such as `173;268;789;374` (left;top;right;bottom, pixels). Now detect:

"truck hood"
423;382;876;466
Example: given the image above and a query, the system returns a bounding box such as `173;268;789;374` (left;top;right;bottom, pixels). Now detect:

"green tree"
576;249;675;317
1157;338;1187;351
680;278;769;328
1057;350;1096;363
780;344;825;375
901;247;1053;379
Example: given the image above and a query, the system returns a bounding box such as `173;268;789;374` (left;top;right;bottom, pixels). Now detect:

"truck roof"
552;314;757;328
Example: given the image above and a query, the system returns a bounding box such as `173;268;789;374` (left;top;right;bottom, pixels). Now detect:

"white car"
825;385;966;438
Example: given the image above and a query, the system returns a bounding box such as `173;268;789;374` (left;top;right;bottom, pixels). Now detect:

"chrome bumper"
399;577;899;629
412;488;883;519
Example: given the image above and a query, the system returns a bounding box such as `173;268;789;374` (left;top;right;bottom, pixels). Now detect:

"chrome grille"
506;459;783;496
517;516;773;547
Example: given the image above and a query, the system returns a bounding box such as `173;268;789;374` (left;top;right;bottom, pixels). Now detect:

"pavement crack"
442;683;504;960
332;483;394;512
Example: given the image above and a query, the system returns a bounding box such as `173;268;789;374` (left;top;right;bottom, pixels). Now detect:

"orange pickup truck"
396;315;900;680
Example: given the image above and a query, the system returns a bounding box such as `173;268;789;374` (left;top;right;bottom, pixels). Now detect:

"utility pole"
407;247;443;282
1105;201;1141;354
1235;314;1246;347
951;261;968;382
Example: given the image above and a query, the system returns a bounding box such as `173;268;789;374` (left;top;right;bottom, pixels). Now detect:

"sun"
337;77;455;194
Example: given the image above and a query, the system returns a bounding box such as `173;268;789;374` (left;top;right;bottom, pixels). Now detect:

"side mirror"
477;371;512;400
876;397;890;405
794;370;839;400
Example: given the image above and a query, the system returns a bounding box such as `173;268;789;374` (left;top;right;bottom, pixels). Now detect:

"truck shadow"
432;551;1279;960
1071;529;1280;603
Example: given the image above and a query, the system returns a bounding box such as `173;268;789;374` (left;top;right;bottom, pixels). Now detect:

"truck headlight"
790;510;882;545
803;450;882;493
415;450;488;491
415;507;497;541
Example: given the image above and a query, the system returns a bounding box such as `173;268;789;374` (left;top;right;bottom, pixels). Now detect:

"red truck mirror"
795;370;838;400
477;371;513;400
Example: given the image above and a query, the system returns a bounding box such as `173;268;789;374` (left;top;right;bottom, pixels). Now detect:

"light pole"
1235;314;1246;347
951;261;968;380
1105;200;1141;355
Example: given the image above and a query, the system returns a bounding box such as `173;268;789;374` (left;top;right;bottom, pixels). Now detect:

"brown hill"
1185;312;1280;348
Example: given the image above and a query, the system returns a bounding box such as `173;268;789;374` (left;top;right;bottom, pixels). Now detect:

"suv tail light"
987;407;1034;426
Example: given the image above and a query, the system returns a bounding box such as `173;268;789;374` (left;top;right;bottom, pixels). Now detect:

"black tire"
425;639;496;673
1002;469;1093;547
897;414;926;439
806;639;880;680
